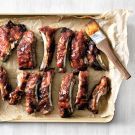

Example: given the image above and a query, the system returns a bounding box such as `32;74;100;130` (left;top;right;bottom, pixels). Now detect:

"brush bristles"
85;21;100;36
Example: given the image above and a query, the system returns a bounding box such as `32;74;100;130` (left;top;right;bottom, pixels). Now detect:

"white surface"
0;0;135;135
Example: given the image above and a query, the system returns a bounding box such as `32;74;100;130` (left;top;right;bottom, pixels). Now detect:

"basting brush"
85;20;131;80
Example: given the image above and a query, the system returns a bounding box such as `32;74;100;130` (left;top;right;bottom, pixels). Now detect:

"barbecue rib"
88;76;110;114
38;69;54;114
87;39;108;70
75;71;88;110
58;73;75;118
39;26;56;71
17;31;36;70
0;20;26;61
9;72;30;105
0;66;12;100
56;27;74;72
25;72;41;114
70;31;87;72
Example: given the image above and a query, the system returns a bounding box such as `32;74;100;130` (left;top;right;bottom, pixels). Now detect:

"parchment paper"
0;9;130;122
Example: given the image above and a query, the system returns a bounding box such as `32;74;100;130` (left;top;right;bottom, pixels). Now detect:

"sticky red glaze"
0;21;26;61
0;27;9;60
38;69;54;114
88;76;110;114
56;28;73;71
39;26;56;70
17;31;36;69
0;66;12;100
58;73;74;117
9;72;30;105
70;31;87;70
25;73;41;114
75;71;88;109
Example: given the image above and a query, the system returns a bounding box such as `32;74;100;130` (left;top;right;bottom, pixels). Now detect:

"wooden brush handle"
97;39;131;80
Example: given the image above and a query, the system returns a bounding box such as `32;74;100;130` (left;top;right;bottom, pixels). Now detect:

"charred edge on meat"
9;72;30;105
17;31;37;70
0;20;27;61
88;76;110;114
87;39;108;70
39;26;56;71
70;31;87;74
0;66;12;100
56;27;74;73
38;68;55;114
58;73;75;118
75;71;88;110
25;73;41;114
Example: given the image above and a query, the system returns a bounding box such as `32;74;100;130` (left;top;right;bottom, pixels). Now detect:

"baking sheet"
0;9;129;122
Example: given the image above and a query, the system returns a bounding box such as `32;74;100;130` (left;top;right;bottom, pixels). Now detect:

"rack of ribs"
25;72;41;114
70;31;87;73
38;69;54;114
88;76;110;114
9;72;30;105
0;20;26;61
75;71;88;110
39;26;56;71
0;66;12;100
56;27;74;73
58;73;75;118
17;31;37;70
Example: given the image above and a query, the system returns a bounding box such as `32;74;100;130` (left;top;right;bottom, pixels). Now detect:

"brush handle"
97;39;131;80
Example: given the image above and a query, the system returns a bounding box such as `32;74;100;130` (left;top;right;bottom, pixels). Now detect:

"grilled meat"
88;76;110;114
9;72;30;105
0;20;26;61
75;71;88;110
58;73;75;118
0;66;12;100
56;27;74;72
25;72;41;114
70;31;87;72
17;31;37;69
38;69;54;114
39;26;56;71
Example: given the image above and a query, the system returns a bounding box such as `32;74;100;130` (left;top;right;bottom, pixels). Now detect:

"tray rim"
0;115;114;123
0;13;100;15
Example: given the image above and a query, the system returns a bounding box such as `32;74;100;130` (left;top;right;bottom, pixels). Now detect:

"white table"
0;0;135;135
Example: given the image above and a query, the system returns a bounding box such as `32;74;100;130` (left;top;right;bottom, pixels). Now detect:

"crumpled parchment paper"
0;9;130;122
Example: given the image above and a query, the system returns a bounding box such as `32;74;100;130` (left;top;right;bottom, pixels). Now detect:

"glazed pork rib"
75;71;88;110
58;73;75;118
56;27;74;72
87;39;107;70
88;76;110;114
0;20;26;61
38;69;54;114
0;66;12;100
25;72;41;114
9;72;30;105
70;31;87;72
39;26;56;71
17;31;36;70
